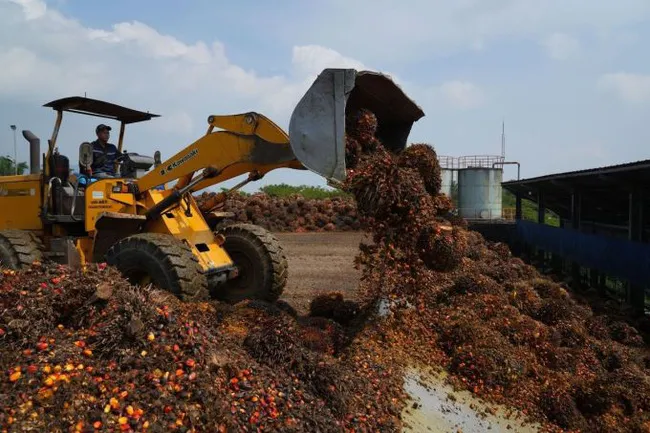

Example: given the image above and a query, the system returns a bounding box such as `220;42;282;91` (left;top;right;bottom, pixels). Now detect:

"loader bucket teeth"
288;68;425;183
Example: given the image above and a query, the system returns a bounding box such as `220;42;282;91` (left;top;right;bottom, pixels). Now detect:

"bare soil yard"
275;232;369;313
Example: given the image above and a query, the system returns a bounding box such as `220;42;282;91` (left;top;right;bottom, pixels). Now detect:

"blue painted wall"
516;220;650;286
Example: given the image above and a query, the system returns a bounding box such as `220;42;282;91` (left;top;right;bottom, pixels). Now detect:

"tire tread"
104;233;208;301
215;223;288;303
0;229;44;270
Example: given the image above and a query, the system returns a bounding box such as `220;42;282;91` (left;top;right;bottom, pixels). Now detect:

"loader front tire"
104;233;208;302
0;229;44;270
213;223;288;304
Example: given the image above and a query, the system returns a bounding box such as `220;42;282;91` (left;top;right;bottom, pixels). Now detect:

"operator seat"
46;147;84;219
78;141;93;177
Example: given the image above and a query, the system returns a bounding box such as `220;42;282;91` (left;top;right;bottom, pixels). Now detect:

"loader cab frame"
39;97;161;228
43;96;161;179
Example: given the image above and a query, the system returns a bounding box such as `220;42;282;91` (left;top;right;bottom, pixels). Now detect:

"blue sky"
1;0;650;192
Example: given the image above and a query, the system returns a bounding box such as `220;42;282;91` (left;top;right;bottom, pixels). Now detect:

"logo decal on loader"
159;149;199;176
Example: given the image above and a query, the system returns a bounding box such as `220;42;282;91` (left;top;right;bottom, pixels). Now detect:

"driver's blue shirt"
91;140;120;176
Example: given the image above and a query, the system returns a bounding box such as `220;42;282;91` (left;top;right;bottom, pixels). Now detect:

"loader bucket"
288;68;425;183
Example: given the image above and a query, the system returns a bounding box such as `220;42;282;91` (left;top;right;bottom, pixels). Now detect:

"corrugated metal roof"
503;159;650;186
501;158;650;227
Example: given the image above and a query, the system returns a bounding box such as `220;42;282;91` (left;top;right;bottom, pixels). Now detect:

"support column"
570;191;581;231
511;192;524;256
536;191;545;263
598;273;608;297
551;253;563;274
590;269;600;293
628;189;645;315
629;189;644;242
570;190;582;286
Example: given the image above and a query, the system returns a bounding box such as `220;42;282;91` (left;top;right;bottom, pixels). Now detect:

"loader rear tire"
212;223;288;304
104;233;209;302
0;229;44;270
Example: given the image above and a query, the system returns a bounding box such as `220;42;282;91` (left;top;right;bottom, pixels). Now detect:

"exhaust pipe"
22;130;40;174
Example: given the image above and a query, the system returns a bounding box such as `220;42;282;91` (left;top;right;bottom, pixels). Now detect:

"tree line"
0;156;27;176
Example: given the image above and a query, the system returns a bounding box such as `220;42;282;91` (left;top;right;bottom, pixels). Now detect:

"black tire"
104;233;208;302
0;229;44;270
212;223;288;303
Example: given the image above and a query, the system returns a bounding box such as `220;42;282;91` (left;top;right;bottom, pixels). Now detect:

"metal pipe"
10;125;17;175
199;171;260;213
175;171;195;190
47;111;63;177
49;111;62;150
70;177;85;222
117;121;126;153
44;176;62;217
115;121;126;175
22;130;41;174
493;161;520;180
145;166;219;221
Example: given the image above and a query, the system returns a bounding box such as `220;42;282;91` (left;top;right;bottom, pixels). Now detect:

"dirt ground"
274;232;370;313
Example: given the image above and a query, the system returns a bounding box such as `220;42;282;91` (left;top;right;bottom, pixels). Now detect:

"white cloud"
154;112;194;137
439;81;485;109
470;39;485;51
291;45;366;78
0;0;349;135
541;32;581;60
89;22;213;63
598;72;650;103
0;0;440;138
0;1;337;192
2;0;649;192
282;0;650;63
8;0;45;20
0;0;444;191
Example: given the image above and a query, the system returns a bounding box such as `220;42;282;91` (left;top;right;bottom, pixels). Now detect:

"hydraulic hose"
145;166;219;221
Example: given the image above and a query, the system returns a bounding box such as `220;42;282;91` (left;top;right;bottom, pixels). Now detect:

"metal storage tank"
440;169;453;197
457;167;503;220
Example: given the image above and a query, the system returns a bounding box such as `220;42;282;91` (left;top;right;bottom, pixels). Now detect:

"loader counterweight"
0;174;43;231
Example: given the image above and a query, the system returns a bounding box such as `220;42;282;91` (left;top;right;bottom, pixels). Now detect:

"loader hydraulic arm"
135;112;304;195
135;68;426;200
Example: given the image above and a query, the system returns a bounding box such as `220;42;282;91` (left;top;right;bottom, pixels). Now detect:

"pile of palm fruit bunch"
0;263;406;432
3;106;650;433
195;192;361;232
339;107;650;433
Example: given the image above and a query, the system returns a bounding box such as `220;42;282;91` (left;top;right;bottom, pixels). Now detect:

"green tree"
502;189;560;226
0;156;28;176
259;183;350;199
219;187;251;197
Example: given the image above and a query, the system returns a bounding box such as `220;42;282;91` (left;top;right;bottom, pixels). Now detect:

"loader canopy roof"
44;96;160;124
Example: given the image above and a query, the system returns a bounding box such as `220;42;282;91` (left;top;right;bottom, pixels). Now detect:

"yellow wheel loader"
0;69;424;303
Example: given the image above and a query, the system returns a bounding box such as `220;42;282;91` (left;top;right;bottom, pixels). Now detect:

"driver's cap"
96;124;112;133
